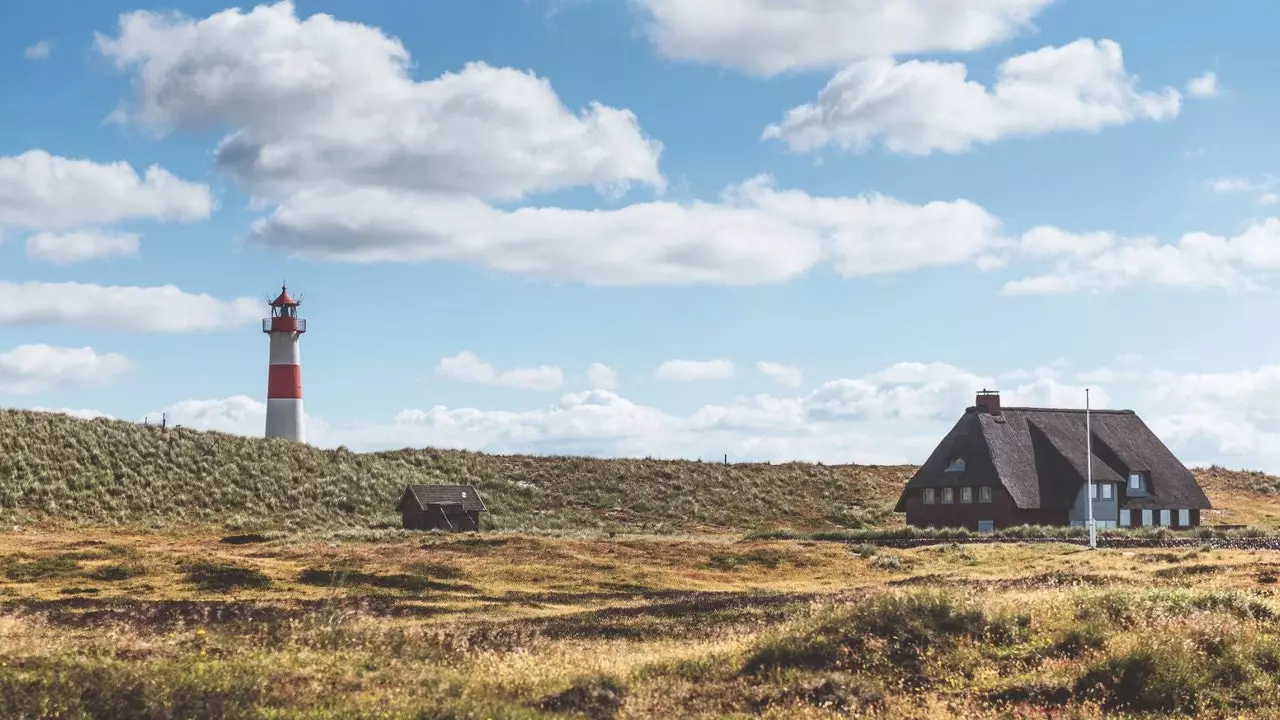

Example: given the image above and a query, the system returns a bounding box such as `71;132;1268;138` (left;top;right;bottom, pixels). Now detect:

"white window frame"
1142;509;1153;526
979;486;992;503
961;487;973;504
1120;509;1131;526
1129;472;1142;490
1090;483;1098;500
923;488;935;504
1160;509;1171;526
1101;483;1113;500
1178;509;1190;526
942;487;954;504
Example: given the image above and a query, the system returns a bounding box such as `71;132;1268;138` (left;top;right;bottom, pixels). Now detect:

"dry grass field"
10;409;1280;717
3;530;1280;718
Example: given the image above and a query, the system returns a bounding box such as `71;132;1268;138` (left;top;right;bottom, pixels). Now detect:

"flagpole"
1087;388;1096;549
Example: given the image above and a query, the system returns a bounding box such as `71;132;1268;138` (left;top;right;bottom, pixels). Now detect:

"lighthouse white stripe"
265;398;305;443
268;333;301;365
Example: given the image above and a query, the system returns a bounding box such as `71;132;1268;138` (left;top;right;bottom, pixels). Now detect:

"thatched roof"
396;485;487;513
893;404;1210;512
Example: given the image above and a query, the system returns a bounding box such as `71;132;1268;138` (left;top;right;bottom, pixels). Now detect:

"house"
396;485;486;531
893;390;1211;532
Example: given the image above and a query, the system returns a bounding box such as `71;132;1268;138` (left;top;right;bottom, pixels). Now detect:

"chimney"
975;389;1001;416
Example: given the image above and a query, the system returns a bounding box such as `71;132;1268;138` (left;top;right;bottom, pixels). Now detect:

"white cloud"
656;358;736;381
1186;71;1218;98
635;0;1057;76
248;175;1005;285
0;150;214;231
1002;219;1280;295
139;359;1110;465
0;281;262;332
1208;175;1273;195
27;407;113;421
436;351;564;391
586;362;619;391
25;230;141;264
765;39;1183;156
757;361;803;388
96;1;664;202
24;41;51;60
0;345;131;395
1206;175;1278;208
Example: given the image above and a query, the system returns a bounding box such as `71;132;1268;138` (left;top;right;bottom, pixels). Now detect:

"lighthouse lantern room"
263;284;307;443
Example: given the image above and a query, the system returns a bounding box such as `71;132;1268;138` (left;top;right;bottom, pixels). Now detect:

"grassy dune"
0;408;909;533
4;408;1280;534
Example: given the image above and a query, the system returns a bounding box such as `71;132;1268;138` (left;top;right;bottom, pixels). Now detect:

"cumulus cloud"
1207;175;1277;207
635;0;1057;76
655;359;736;381
27;407;114;421
0;345;132;395
248;175;1006;285
1002;219;1280;294
1186;71;1219;98
757;361;803;388
24;41;51;60
586;363;620;391
25;230;141;264
0;150;213;231
0;281;262;332
116;356;1280;472
765;39;1183;156
95;1;664;202
436;351;564;391
136;359;1113;464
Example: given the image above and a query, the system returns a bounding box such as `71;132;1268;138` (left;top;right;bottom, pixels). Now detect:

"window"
945;458;966;472
1129;473;1141;490
1101;483;1114;500
977;520;994;533
961;487;973;504
1142;509;1153;526
1160;509;1171;526
923;488;935;504
942;488;954;504
1178;509;1190;527
1090;483;1098;500
1120;509;1131;526
979;486;993;503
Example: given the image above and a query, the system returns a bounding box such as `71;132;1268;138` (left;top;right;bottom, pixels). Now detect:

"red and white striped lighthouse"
263;284;306;442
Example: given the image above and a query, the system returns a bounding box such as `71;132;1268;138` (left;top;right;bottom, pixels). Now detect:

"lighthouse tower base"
265;398;305;443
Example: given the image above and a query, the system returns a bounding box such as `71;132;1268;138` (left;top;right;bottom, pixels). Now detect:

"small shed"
396;485;486;531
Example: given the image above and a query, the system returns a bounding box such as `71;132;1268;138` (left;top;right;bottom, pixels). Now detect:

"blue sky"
3;0;1280;470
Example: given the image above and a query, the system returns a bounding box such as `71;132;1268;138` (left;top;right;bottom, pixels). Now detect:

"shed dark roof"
397;485;486;513
894;406;1210;512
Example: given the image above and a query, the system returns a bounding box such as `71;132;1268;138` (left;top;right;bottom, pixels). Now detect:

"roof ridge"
973;406;1135;415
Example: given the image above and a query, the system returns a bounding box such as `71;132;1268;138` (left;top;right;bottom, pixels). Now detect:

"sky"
3;0;1280;470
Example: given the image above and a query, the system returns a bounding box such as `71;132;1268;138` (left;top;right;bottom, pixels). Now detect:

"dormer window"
945;458;966;472
1128;472;1150;497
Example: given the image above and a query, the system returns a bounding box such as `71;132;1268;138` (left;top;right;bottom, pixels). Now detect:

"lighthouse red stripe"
267;364;303;399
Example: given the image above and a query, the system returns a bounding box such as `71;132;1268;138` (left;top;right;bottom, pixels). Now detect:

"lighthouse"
263;284;306;442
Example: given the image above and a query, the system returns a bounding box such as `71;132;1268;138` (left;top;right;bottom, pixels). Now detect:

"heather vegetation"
2;531;1280;717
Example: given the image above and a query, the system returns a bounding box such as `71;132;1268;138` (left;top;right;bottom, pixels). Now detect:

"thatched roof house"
396;485;486;532
894;390;1211;531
